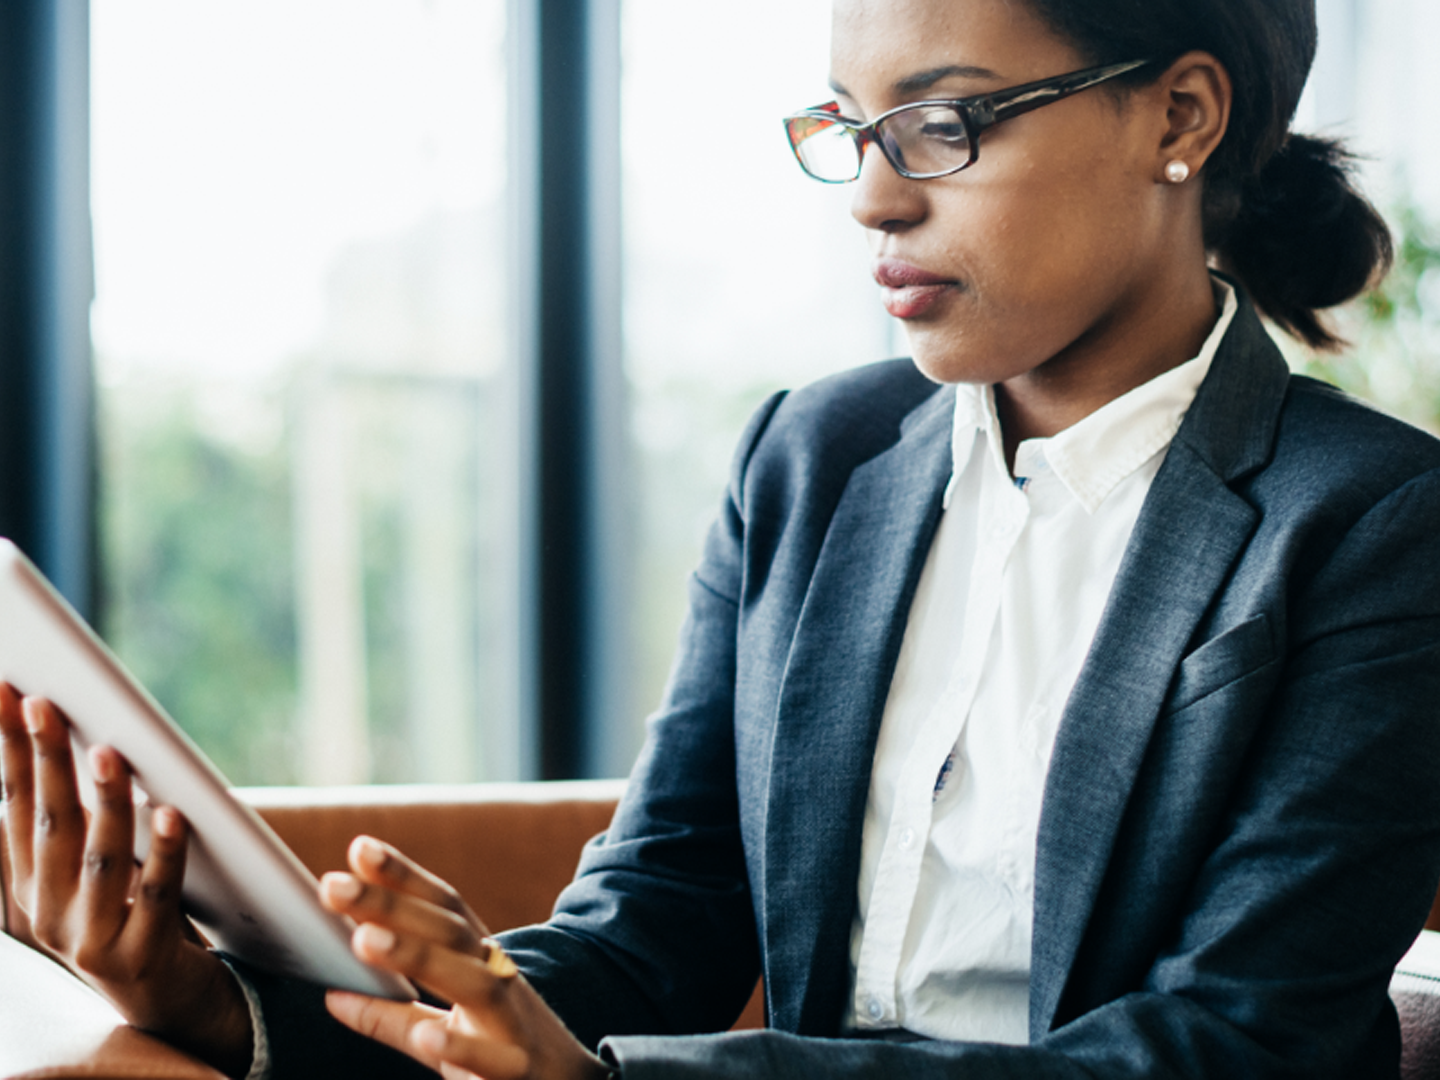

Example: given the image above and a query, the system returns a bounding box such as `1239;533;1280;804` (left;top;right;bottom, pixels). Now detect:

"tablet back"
0;539;413;999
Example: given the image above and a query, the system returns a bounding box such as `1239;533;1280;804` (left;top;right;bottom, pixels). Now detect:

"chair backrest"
1;781;625;951
235;781;762;1031
236;780;627;933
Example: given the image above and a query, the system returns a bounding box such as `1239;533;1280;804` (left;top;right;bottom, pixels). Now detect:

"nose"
849;139;927;234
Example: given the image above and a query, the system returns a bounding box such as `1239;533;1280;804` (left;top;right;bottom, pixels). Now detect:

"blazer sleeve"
594;464;1440;1079
496;391;789;1048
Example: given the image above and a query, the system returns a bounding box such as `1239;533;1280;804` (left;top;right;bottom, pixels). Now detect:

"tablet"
0;539;415;1000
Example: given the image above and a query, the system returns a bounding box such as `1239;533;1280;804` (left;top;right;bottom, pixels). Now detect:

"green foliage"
1289;200;1440;435
1361;203;1440;325
99;380;300;786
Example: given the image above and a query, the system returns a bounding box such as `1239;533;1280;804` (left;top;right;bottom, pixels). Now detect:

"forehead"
829;0;1081;93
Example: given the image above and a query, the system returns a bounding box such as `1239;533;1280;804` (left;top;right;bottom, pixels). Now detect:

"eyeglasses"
783;59;1152;184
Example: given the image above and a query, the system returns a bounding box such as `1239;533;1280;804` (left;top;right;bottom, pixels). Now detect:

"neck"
994;262;1220;469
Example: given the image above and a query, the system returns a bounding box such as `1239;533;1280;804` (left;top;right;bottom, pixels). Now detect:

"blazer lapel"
1030;295;1291;1036
761;384;953;1035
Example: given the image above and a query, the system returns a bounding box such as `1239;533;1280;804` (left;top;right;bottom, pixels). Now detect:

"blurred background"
2;0;1436;787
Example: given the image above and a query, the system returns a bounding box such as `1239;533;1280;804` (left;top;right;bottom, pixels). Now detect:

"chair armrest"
1393;930;1440;1080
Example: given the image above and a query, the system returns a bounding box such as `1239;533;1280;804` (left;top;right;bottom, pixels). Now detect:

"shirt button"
866;998;884;1021
898;827;917;851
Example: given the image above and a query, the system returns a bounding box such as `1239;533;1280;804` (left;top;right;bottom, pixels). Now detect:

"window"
3;0;1436;788
92;0;514;785
1287;0;1440;435
620;0;894;746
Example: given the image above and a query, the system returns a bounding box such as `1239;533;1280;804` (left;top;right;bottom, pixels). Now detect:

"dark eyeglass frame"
784;58;1153;183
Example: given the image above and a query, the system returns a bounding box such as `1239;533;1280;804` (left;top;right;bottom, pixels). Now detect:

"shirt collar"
945;278;1239;513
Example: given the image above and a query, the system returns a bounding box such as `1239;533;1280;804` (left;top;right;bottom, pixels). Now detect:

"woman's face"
830;0;1182;386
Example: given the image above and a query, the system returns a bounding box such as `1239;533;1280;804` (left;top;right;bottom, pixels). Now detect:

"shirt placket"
851;449;1030;1027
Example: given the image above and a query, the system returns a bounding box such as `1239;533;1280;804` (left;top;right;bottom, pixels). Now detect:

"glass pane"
92;0;513;785
622;0;897;742
1287;0;1440;434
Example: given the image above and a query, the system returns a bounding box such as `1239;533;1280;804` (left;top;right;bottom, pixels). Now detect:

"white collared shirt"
844;281;1238;1043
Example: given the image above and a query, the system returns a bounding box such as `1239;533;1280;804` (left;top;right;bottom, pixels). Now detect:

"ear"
1151;51;1231;185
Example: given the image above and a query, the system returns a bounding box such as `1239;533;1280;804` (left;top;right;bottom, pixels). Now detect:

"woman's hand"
0;684;254;1078
320;835;610;1080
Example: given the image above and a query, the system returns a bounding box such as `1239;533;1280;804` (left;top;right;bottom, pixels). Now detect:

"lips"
872;258;959;319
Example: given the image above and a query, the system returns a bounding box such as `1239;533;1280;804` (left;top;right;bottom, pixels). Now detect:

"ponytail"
1207;135;1394;350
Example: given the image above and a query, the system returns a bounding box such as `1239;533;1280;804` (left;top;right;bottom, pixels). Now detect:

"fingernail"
88;745;118;784
357;924;396;954
153;806;182;839
22;699;44;734
322;873;362;902
357;837;386;869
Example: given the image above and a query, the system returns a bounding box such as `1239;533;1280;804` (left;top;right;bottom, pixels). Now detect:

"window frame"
1;0;636;781
0;0;95;621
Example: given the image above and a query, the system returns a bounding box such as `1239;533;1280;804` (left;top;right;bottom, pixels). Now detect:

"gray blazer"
252;289;1440;1079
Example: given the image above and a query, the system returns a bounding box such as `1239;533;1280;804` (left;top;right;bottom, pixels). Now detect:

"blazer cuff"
214;953;272;1080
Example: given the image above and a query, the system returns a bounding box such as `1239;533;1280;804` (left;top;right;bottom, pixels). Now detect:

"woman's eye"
919;120;967;143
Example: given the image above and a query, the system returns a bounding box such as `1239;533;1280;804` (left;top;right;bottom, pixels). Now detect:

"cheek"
895;102;1162;382
907;181;1151;380
963;153;1149;306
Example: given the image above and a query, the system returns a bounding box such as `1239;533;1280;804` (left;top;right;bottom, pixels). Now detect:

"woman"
5;0;1440;1077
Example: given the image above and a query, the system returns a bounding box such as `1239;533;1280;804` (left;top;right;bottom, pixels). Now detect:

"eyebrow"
829;64;1004;99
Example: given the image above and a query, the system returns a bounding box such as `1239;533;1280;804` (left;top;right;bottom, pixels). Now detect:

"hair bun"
1217;135;1394;349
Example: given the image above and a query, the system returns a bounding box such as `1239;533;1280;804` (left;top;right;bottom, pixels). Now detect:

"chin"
902;314;1060;387
900;325;949;381
903;328;1003;386
907;352;961;386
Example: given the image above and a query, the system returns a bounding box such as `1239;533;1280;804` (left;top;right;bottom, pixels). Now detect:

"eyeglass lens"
788;104;973;182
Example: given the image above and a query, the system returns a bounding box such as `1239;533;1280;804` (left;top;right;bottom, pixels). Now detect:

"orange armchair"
1;780;1432;1079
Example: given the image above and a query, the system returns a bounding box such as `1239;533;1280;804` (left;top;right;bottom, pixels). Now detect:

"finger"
320;872;484;957
27;698;87;922
326;993;528;1080
424;1019;529;1080
0;682;36;887
351;923;514;1018
77;746;137;945
438;1061;487;1080
347;836;486;930
121;805;189;955
325;992;451;1067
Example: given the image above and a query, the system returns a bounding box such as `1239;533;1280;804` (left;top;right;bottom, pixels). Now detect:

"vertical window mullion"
581;0;632;780
0;0;94;619
510;0;629;779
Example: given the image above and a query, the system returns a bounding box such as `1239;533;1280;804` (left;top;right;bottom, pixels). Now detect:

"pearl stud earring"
1165;160;1191;184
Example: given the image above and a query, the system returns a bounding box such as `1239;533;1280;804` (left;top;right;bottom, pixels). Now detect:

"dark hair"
1025;0;1393;349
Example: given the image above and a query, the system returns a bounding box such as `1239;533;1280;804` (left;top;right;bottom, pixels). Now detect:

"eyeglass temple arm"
969;59;1152;132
